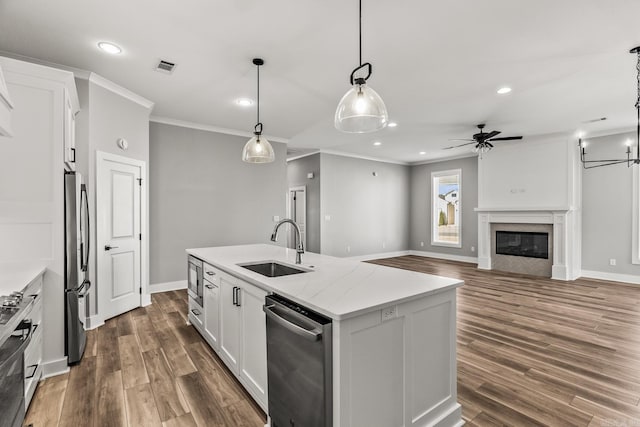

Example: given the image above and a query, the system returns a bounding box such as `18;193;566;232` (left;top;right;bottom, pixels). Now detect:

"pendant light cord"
359;0;362;67
636;50;639;160
257;63;260;128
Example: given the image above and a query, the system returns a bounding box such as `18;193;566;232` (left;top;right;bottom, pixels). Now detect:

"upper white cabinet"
0;57;79;171
0;63;14;137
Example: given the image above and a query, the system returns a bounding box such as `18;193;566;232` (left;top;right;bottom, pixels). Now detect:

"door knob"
104;245;119;251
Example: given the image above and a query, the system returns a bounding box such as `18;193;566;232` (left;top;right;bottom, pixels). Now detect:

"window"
633;167;640;264
431;169;462;248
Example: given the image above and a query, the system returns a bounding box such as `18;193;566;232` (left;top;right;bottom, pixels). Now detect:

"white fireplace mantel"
476;208;580;281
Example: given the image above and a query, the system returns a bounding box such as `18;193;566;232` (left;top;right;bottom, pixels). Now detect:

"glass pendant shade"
242;134;275;163
335;83;388;133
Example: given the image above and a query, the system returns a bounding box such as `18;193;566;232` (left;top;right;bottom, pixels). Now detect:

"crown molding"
0;50;91;79
149;115;290;144
88;73;154;110
286;151;321;162
320;149;409;166
410;152;478;166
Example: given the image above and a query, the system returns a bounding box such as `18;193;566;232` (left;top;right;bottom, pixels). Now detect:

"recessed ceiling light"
235;98;254;107
373;141;382;146
387;122;397;128
419;151;426;155
497;87;512;95
97;42;122;55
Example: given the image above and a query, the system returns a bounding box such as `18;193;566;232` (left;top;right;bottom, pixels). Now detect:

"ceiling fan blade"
482;130;501;140
488;136;523;141
447;138;475;142
443;141;477;150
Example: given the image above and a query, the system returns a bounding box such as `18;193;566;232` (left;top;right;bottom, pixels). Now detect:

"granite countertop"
187;244;462;320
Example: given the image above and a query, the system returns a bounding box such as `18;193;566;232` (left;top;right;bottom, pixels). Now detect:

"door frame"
286;186;306;248
95;151;148;325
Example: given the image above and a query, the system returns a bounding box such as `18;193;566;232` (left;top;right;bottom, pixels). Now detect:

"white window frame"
633;167;640;264
431;169;462;248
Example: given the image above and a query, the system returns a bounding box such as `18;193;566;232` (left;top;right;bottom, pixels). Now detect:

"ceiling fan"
444;124;523;157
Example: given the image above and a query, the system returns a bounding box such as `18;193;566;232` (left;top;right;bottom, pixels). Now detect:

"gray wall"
409;156;478;258
320;153;410;257
75;78;151;317
149;122;287;285
287;153;321;253
582;131;639;275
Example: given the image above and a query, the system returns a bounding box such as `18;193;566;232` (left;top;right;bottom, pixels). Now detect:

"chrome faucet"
270;218;304;264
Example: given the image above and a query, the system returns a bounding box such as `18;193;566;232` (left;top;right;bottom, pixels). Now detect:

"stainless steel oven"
187;256;203;307
0;319;32;427
264;294;332;427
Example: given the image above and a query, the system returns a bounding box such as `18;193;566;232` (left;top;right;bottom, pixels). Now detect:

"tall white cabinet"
0;63;14;136
0;56;79;382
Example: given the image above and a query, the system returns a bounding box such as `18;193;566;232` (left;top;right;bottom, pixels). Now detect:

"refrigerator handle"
81;184;90;272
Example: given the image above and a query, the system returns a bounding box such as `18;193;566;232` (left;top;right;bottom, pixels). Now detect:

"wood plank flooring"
368;256;640;427
24;257;640;426
23;291;266;427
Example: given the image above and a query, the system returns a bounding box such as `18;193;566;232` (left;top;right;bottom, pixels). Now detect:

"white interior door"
287;186;306;249
97;152;143;321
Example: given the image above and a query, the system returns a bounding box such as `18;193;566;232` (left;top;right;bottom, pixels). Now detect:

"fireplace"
496;231;549;259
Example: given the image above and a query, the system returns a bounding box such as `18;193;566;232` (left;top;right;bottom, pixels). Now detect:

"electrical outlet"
325;215;331;221
609;258;616;266
346;245;351;253
420;241;424;247
471;246;476;252
382;306;397;322
382;242;386;249
273;215;280;222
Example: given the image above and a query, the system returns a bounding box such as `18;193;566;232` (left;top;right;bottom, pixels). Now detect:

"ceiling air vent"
155;60;176;74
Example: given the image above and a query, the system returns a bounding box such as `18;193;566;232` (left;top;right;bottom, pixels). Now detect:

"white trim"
409;250;478;264
320;149;409;165
286;151;320;162
0;49;91;79
580;270;640;285
150;115;289;144
89;73;154;110
150;280;187;293
84;315;105;330
475;206;572;212
633;167;640;265
410;152;478;166
431;169;462;249
347;250;411;262
41;357;70;379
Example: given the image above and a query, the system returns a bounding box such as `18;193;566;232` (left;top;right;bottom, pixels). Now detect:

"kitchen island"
187;244;463;427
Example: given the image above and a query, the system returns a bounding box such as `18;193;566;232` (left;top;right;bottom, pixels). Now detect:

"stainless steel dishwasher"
263;294;332;427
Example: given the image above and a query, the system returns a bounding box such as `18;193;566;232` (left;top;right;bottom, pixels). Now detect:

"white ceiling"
1;0;639;163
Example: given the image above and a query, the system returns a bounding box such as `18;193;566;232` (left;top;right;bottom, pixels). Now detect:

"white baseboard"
580;270;640;285
409;250;478;265
85;315;104;330
150;280;187;293
41;357;69;379
348;251;410;262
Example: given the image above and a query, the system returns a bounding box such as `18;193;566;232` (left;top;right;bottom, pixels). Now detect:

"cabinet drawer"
203;263;220;282
188;296;204;330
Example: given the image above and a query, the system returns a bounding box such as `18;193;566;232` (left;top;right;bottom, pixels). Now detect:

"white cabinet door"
219;272;240;374
0;64;13;137
63;88;76;170
238;281;268;409
203;277;220;350
188;296;204;331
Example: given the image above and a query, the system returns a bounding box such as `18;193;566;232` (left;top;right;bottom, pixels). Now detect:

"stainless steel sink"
238;261;310;278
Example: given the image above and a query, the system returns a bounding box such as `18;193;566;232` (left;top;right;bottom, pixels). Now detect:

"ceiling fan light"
242;135;275;163
335;83;388;133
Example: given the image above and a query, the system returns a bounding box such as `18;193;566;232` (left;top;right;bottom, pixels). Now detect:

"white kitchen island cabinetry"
187;244;463;427
192;261;268;411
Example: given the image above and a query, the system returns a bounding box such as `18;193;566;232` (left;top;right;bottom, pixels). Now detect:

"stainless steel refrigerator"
64;171;91;365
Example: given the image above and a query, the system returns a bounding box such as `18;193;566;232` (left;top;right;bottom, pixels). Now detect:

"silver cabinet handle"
104;245;119;251
206;271;215;276
25;363;39;379
191;309;201;316
205;284;214;289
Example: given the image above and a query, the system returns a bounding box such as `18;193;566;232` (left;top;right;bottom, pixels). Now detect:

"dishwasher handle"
263;304;322;342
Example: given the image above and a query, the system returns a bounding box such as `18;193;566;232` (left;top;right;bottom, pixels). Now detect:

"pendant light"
242;58;275;163
579;46;640;169
335;0;388;133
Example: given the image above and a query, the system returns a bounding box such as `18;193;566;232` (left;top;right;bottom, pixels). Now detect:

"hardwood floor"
368;256;640;427
24;257;640;426
23;291;266;427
